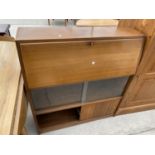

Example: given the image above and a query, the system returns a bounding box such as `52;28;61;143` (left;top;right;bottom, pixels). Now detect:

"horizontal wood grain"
36;102;82;115
20;38;143;89
16;26;144;42
35;97;122;115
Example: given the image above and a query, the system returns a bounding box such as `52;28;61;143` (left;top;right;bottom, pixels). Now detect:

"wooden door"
80;97;121;120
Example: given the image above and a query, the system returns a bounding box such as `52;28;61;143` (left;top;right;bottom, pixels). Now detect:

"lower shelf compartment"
36;107;80;132
36;97;121;133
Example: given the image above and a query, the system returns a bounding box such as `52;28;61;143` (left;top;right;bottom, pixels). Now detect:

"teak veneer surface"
80;97;121;120
20;38;143;89
16;27;144;89
16;26;144;42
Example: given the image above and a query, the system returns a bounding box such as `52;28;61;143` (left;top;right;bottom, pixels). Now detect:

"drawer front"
20;39;143;89
80;97;121;120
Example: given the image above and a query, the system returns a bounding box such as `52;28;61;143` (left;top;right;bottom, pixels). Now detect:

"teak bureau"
16;26;144;133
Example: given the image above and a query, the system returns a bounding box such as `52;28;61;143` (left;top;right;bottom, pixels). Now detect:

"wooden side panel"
116;73;155;115
119;20;155;37
80;97;121;120
118;19;155;75
133;76;155;102
119;74;155;107
116;19;155;115
20;39;143;89
116;71;155;115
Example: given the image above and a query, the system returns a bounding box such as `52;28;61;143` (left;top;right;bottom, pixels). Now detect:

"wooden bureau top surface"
16;26;144;42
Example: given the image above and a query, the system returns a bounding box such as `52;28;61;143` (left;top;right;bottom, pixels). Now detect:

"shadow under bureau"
16;26;144;133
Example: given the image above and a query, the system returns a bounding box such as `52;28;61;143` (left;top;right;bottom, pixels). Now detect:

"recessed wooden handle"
88;42;94;46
